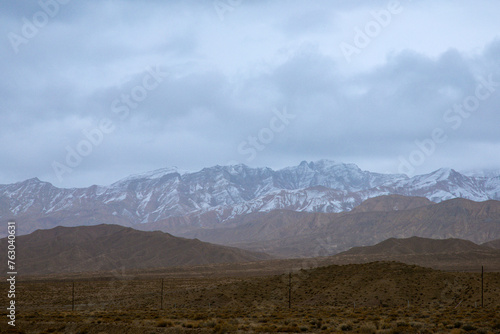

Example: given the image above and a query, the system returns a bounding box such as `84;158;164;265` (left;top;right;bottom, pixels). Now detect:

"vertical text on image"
6;221;16;327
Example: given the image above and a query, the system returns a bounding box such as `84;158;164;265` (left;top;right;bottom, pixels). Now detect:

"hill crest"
339;236;490;256
0;224;271;276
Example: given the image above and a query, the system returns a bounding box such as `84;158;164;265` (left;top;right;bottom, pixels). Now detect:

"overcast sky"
1;0;499;187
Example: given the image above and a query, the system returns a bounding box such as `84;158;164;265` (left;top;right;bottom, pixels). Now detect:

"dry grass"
1;262;499;333
1;306;498;333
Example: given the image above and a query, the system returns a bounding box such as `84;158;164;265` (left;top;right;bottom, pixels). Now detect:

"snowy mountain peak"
281;159;350;172
430;168;455;181
1;161;499;235
314;159;353;169
462;168;500;178
17;177;43;185
111;167;186;186
16;177;56;190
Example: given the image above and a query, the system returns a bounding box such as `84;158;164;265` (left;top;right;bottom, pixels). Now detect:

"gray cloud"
0;0;499;187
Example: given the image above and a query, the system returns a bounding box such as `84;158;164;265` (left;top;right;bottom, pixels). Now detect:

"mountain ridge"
330;236;500;272
339;236;491;255
0;224;271;276
1;160;499;237
180;197;500;257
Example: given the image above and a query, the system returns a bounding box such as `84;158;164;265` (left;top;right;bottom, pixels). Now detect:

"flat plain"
1;261;499;333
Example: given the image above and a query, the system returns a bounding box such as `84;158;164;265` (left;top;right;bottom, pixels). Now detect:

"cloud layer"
1;0;499;187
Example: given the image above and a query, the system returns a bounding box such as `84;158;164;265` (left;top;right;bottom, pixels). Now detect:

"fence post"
160;278;164;310
72;282;75;311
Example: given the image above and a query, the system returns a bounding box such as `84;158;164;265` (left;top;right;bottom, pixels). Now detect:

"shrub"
340;323;353;331
204;320;217;328
462;324;477;331
359;325;376;334
276;325;300;332
193;313;208;320
212;321;237;334
157;320;173;327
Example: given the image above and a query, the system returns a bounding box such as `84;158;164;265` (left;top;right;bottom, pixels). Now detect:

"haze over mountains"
340;236;495;256
2;224;498;276
332;236;500;272
1;160;500;239
0;224;270;276
182;196;500;257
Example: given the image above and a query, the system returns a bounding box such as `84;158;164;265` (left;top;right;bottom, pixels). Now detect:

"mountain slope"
482;238;500;249
351;194;432;213
181;198;500;257
1;160;499;237
330;236;500;271
0;224;271;276
339;236;491;255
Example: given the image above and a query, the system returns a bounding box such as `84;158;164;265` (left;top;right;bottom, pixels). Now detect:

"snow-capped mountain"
462;168;500;178
1;160;499;236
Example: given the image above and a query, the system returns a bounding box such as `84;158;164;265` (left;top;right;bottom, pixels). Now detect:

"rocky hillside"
1;160;499;236
340;236;489;255
0;224;271;276
181;197;500;257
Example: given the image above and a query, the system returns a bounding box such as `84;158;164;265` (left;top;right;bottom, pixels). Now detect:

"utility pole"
288;272;291;309
481;266;484;308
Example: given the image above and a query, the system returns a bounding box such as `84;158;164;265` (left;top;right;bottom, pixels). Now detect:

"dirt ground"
1;262;499;333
